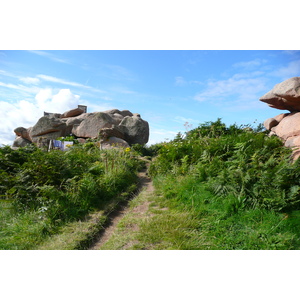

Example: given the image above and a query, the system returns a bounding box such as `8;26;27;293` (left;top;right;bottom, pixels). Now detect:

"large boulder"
30;116;67;143
60;107;84;118
12;136;32;147
260;78;300;160
263;118;278;130
99;125;125;141
72;112;117;138
62;113;90;136
14;126;32;142
260;77;300;112
273;112;300;140
118;115;149;145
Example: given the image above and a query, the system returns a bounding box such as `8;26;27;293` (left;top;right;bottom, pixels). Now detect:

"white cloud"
148;128;179;145
272;59;300;79
0;69;15;78
233;58;268;70
0;87;116;146
0;89;81;146
231;71;265;80
194;75;268;104
37;74;106;93
19;77;40;85
175;76;187;86
35;88;80;113
35;88;53;104
28;50;70;64
0;70;40;86
0;81;39;94
37;74;87;88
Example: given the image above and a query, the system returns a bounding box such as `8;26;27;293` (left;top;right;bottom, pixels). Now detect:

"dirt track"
89;167;153;250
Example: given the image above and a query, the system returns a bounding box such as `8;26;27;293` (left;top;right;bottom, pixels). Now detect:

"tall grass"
0;143;142;249
143;119;300;249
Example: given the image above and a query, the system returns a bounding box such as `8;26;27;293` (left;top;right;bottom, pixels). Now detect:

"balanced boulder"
260;77;300;112
261;77;300;160
14;127;32;142
60;107;84;118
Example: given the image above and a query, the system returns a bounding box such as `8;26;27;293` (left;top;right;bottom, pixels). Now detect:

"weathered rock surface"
30;116;67;143
12;136;32;147
261;77;300;160
118;115;149;145
260;77;300;112
60;107;84;118
72;112;117;138
12;107;149;148
64;113;90;136
14;127;32;142
273;112;300;140
263;118;278;130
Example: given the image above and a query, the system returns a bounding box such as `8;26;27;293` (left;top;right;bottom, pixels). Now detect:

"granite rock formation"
12;106;149;148
260;77;300;160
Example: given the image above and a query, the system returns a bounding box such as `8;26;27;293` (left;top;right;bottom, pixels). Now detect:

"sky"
1;50;300;146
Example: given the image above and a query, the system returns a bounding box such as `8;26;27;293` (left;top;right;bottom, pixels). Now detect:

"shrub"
149;119;300;212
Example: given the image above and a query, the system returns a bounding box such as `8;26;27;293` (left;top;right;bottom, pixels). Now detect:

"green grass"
0;209;53;250
0;144;142;250
4;119;300;250
36;211;107;250
98;170;300;250
142;174;300;250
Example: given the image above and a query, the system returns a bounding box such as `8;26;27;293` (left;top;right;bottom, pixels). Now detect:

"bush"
149;119;300;212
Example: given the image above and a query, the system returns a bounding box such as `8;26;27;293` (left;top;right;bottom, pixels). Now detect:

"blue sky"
1;50;300;146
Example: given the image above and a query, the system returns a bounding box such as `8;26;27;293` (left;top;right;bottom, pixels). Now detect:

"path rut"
89;166;153;250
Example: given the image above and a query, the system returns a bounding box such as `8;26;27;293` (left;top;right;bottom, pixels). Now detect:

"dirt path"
89;166;154;250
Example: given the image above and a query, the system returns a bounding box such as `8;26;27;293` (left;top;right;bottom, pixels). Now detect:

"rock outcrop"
260;77;300;160
60;107;84;118
12;105;149;148
260;77;300;112
72;112;117;138
12;136;32;147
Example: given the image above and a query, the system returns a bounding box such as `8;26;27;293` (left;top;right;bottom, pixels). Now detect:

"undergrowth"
141;119;300;249
0;143;142;249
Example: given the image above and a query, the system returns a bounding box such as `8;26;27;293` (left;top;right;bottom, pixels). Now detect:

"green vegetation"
142;119;300;249
99;119;300;250
3;119;300;250
0;143;142;249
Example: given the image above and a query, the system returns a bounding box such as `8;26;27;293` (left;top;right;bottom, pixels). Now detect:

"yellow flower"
125;147;131;153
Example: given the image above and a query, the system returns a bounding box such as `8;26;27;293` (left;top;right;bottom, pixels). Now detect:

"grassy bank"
0;143;142;250
99;120;300;250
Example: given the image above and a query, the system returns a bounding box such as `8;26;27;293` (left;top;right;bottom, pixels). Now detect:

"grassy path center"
89;164;154;250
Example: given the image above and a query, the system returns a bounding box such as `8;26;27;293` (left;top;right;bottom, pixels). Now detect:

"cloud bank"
0;89;80;146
